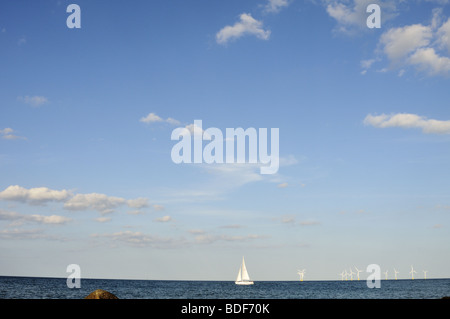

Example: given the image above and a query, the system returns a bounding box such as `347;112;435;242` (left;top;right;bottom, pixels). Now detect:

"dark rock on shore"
85;289;119;299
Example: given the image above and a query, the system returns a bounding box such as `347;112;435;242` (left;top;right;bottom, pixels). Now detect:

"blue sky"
1;0;450;281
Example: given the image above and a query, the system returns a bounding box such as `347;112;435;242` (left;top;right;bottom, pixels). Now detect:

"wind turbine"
394;268;399;280
348;268;354;281
343;270;348;281
354;266;362;281
409;265;417;280
383;270;388;280
339;271;345;281
423;270;428;280
297;269;306;282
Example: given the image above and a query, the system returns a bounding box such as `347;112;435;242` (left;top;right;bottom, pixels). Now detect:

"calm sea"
0;276;449;299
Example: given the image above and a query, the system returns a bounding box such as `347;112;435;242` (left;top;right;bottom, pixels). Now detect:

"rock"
84;289;119;299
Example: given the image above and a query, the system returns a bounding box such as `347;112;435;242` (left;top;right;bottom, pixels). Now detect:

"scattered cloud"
18;95;48;107
140;112;180;125
0;185;150;216
0;128;26;140
91;231;188;248
152;204;165;211
64;193;129;215
188;229;206;235
277;182;289;188
0;185;71;204
126;197;149;209
324;0;397;35
95;217;112;222
216;13;270;45
154;215;172;222
376;9;450;76
0;209;72;225
0;228;61;240
364;113;450;134
263;0;290;13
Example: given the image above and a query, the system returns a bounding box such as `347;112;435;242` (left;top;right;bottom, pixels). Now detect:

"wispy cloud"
154;215;172;223
0;228;64;240
263;0;291;13
216;13;270;45
91;231;188;248
364;113;450;134
193;233;269;244
0;209;72;225
17;95;48;107
0;185;149;216
0;128;26;140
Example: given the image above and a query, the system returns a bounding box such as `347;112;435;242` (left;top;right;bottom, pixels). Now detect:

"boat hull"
235;281;254;285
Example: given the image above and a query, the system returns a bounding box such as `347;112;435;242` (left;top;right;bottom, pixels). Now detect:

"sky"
0;0;450;282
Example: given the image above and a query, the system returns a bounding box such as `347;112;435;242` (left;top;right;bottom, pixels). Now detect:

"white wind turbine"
354;266;362;281
423;270;428;280
394;268;399;280
348;268;354;281
409;265;417;280
339;271;345;281
343;270;348;281
383;270;388;280
297;269;306;282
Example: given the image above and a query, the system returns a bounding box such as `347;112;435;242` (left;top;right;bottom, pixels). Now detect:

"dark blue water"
0;276;449;299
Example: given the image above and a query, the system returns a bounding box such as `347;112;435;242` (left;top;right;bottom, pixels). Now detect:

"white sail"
235;256;254;285
241;257;250;281
236;266;242;282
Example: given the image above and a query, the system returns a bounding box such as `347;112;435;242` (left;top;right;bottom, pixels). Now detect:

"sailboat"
235;256;254;285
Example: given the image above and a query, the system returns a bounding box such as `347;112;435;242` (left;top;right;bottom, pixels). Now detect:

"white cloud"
277;182;289;188
126;197;148;209
0;209;71;225
154;215;172;222
216;13;270;45
364;113;450;134
63;193;126;214
376;10;450;76
0;128;26;140
263;0;290;13
140;112;180;125
18;95;48;107
325;0;396;34
153;204;165;211
408;47;450;76
0;185;71;204
380;24;432;62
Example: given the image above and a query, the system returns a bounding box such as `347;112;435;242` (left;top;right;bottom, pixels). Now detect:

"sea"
0;276;449;299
